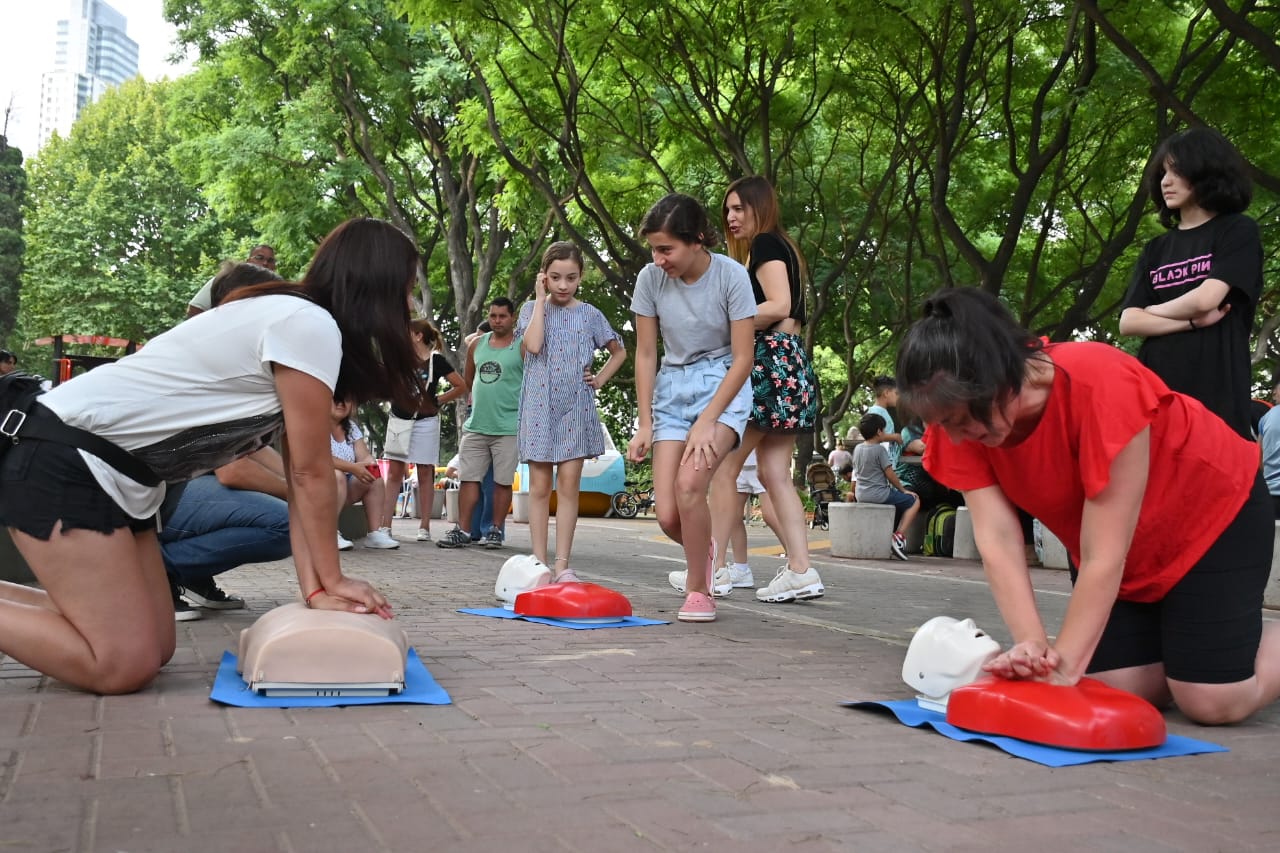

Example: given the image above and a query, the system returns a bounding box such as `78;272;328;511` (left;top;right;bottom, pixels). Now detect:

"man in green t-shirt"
439;298;524;548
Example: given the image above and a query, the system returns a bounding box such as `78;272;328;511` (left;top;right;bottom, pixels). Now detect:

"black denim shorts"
0;438;155;541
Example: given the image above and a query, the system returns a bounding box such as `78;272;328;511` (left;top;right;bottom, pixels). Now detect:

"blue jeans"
469;465;500;540
159;475;291;583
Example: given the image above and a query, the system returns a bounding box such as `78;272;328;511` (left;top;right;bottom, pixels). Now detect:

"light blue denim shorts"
652;355;752;445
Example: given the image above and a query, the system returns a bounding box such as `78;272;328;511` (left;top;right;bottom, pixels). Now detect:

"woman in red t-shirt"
896;287;1278;725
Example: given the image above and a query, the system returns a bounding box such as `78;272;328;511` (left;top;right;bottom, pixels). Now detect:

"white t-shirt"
630;253;756;367
42;295;342;518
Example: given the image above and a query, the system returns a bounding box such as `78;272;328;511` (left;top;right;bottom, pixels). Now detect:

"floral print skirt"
749;330;817;434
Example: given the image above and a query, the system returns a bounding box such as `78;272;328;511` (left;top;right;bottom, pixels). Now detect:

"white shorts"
384;415;441;465
736;465;766;495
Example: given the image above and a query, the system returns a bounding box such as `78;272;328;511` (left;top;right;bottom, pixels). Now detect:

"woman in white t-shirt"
0;217;425;694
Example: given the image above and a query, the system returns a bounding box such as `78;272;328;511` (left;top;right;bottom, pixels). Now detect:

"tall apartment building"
37;1;139;148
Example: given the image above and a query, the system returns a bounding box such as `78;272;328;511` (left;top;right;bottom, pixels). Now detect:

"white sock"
733;562;750;573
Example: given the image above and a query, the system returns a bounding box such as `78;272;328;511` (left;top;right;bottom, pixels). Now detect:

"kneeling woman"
0;218;423;694
896;287;1278;724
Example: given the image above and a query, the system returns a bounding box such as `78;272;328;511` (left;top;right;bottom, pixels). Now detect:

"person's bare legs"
455;480;481;538
728;491;750;565
381;459;408;529
709;433;759;565
754;433;812;572
2;524;175;693
550;458;584;578
527;462;554;564
1167;622;1280;724
653;427;740;596
416;464;435;534
896;493;921;537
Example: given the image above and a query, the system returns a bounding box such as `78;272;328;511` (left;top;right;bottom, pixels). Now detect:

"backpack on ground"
923;504;958;557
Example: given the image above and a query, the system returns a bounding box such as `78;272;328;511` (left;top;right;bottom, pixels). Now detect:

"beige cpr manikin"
238;603;409;696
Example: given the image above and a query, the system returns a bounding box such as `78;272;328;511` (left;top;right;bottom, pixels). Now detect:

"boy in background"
852;412;920;560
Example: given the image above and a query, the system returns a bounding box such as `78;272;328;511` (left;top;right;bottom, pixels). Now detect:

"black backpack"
923;504;958;557
1;371;159;485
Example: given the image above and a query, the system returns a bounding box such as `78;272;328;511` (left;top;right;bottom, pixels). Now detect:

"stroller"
805;461;843;530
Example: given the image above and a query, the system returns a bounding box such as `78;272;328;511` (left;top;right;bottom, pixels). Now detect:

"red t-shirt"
924;342;1258;602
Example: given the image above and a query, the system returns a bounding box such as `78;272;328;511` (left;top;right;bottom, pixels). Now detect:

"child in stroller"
805;461;843;530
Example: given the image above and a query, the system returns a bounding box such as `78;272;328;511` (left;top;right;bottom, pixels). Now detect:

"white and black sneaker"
436;526;472;548
891;532;909;561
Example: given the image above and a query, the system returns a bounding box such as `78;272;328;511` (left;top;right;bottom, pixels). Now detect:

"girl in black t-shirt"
1119;127;1262;439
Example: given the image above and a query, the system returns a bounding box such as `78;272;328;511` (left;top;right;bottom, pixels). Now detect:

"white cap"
495;554;552;608
902;616;1002;711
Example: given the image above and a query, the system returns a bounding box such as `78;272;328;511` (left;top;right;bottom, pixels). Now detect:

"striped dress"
516;300;621;463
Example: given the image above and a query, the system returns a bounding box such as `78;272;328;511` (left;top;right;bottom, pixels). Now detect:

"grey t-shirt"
852;441;892;504
630;253;756;367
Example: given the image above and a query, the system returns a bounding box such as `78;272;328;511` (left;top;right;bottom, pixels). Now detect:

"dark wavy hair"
640;193;721;248
223;218;425;407
895;288;1045;427
1145;127;1253;228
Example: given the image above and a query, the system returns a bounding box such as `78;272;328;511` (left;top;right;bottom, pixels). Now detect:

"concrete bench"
1036;522;1071;570
829;501;894;559
952;506;981;560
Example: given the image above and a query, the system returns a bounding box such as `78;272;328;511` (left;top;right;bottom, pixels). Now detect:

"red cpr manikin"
947;676;1167;751
904;615;1167;751
515;581;633;623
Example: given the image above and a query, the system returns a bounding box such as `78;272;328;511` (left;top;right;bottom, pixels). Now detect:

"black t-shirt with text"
1122;213;1262;439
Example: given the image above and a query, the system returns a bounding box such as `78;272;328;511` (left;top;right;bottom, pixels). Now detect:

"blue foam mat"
210;648;451;707
459;606;668;629
843;700;1227;766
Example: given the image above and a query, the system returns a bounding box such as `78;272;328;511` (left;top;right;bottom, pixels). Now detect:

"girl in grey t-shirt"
627;193;756;623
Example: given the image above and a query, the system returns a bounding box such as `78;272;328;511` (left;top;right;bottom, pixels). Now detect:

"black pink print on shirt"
1151;253;1212;290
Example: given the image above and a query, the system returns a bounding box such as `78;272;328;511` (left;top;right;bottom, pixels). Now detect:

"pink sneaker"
555;568;581;583
678;591;716;622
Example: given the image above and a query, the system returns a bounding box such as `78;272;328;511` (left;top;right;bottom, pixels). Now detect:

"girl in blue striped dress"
517;242;628;581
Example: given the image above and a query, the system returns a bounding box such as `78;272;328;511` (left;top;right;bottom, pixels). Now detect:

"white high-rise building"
36;1;139;148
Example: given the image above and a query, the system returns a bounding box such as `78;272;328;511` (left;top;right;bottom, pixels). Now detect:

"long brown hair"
226;219;425;408
721;176;807;282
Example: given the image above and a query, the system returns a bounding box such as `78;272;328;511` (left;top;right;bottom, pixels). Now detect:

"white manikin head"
902;616;1002;711
495;554;552;608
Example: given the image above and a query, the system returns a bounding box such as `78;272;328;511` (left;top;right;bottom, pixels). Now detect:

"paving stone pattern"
1;517;1277;851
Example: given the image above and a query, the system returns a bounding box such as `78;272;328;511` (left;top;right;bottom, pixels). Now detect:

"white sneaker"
416;528;432;542
362;527;400;550
728;564;755;588
667;565;733;598
756;566;825;602
337;533;355;551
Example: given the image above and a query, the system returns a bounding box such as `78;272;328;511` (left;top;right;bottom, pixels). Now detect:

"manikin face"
902;616;1002;707
544;258;582;305
1159;158;1195;212
723;192;757;241
645;230;705;282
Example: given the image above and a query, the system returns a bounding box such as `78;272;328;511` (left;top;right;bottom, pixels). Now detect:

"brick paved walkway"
1;515;1277;851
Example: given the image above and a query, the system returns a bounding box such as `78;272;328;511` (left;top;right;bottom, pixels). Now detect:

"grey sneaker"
436;526;471;548
483;528;504;549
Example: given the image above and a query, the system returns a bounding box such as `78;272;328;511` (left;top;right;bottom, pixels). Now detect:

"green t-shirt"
464;333;524;435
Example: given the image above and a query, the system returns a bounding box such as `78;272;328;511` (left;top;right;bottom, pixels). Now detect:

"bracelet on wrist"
305;588;324;606
1188;318;1196;330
